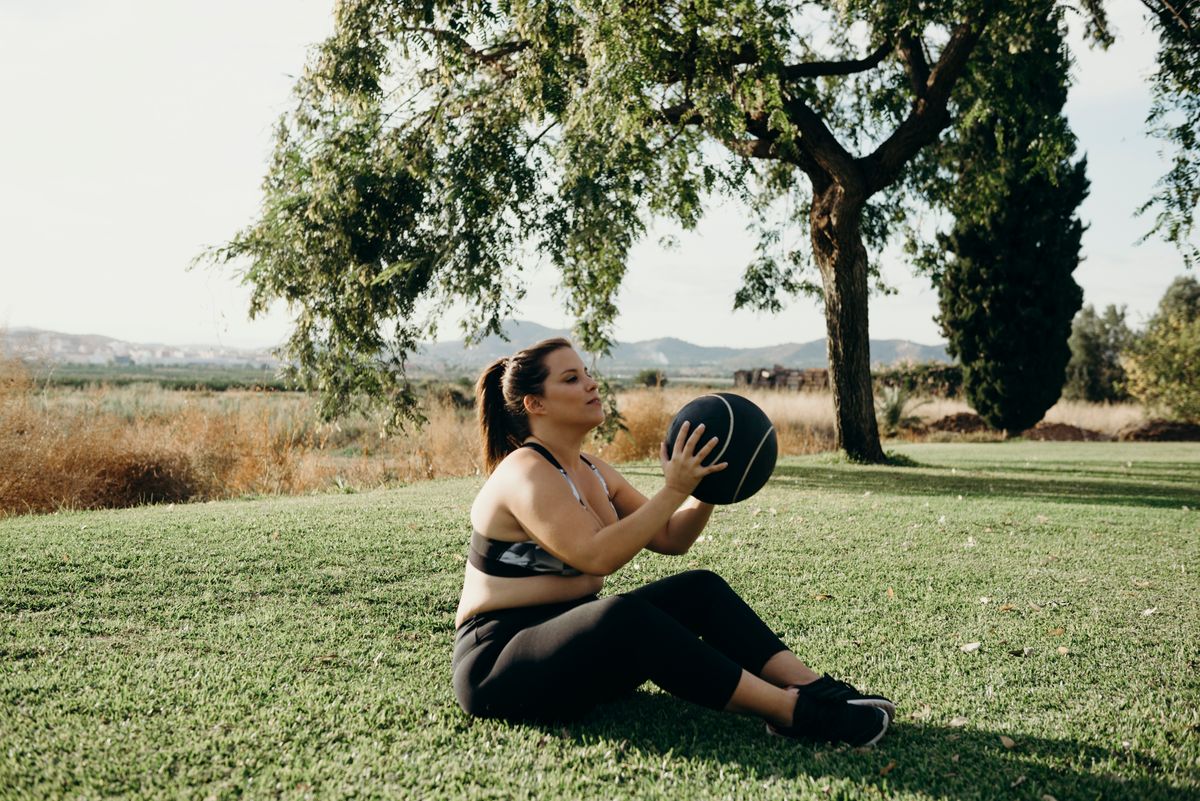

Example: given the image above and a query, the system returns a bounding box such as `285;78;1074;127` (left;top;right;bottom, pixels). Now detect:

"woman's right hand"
660;421;728;496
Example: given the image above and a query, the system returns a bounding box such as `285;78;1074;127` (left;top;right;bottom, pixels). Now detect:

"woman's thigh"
622;569;788;674
467;594;742;721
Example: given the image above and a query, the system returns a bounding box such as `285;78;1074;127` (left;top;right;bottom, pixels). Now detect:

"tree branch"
781;98;863;192
781;41;892;80
398;26;528;65
659;100;704;126
896;29;930;98
1139;0;1194;32
723;137;777;159
744;112;824;176
659;40;759;83
864;7;995;194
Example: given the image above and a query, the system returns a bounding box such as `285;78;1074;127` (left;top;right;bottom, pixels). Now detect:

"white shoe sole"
848;698;896;723
765;707;889;747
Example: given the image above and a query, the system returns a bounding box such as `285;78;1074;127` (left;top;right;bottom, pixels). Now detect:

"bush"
1123;313;1200;422
874;385;929;436
634;368;668;388
872;363;962;398
1122;277;1200;422
1064;304;1133;402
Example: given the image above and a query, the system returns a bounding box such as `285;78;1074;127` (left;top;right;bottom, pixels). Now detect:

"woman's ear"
522;394;544;416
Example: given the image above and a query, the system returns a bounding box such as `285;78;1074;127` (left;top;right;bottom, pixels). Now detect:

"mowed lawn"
2;442;1198;800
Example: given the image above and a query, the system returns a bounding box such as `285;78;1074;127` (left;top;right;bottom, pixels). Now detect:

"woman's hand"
660;421;728;496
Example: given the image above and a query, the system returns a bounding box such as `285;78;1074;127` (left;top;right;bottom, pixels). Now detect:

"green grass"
2;442;1198;800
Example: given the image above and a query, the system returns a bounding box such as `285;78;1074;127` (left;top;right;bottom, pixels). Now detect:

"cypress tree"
934;5;1087;436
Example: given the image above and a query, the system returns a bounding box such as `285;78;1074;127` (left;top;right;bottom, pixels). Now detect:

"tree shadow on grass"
769;463;1200;511
536;693;1193;801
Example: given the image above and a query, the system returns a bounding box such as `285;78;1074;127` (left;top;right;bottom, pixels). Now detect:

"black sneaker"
792;673;896;723
767;690;889;747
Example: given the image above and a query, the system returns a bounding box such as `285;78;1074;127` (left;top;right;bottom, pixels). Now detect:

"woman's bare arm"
502;423;725;575
588;455;716;556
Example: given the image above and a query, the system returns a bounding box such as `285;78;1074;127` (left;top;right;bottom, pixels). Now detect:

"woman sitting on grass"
452;337;894;746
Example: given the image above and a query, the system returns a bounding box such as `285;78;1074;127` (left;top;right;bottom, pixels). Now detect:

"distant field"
28;363;292;391
24;363;738;392
2;443;1197;800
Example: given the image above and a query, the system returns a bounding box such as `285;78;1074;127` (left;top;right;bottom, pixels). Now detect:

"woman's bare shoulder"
490;447;548;481
473;450;542;533
477;447;558;502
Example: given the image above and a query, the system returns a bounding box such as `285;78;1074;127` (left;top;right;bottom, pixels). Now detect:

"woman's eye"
567;376;577;382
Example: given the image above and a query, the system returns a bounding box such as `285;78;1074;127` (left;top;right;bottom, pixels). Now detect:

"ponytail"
475;337;573;474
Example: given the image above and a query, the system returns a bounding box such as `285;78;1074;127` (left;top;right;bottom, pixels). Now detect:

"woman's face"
528;347;604;428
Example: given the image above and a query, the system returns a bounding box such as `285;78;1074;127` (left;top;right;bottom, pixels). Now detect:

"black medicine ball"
664;393;778;504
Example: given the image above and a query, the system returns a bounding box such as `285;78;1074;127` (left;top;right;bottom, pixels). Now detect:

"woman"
452;338;894;746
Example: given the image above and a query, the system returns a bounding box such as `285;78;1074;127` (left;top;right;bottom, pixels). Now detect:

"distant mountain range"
413;320;950;373
2;322;950;375
1;327;281;368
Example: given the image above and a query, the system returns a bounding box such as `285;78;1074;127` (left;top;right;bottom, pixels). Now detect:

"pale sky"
0;0;1190;350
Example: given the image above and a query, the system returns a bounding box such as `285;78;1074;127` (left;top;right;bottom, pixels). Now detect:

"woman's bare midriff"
454;561;605;629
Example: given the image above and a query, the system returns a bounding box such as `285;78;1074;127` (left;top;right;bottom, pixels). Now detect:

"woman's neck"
524;423;587;466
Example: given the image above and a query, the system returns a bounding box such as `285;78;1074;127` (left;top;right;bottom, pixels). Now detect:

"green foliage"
932;5;1086;435
872;363;963;399
1137;1;1200;268
26;364;292;392
634;368;668;388
1155;273;1200;321
1063;304;1134;403
1123;276;1200;422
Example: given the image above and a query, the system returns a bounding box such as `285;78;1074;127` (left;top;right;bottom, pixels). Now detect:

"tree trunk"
810;183;885;463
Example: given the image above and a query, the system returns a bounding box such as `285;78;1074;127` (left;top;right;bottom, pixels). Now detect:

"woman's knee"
590;594;650;626
677;568;730;593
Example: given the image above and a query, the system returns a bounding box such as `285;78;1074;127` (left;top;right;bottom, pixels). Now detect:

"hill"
2;322;950;375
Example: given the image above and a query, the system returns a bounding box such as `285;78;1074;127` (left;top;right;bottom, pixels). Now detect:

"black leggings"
452;569;790;722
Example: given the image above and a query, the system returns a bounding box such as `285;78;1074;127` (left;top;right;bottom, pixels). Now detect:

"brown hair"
476;337;574;474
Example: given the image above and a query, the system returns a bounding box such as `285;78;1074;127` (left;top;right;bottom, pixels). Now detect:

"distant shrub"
874;385;930;436
1064;304;1133;402
1123;292;1200;422
872;363;962;398
634;368;668;388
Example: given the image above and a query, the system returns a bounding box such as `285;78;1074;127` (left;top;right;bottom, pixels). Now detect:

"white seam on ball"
732;425;774;503
699;394;734;466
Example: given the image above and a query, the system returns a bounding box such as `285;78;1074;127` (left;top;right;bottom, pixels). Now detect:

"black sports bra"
467;442;616;578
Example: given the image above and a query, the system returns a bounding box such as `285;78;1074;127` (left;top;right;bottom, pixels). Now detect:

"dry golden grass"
1042;399;1146;435
905;395;1146;436
0;359;482;516
591;387;835;463
0;358;1151;517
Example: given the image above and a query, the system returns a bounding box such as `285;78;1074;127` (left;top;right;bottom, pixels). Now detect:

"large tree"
214;0;1131;461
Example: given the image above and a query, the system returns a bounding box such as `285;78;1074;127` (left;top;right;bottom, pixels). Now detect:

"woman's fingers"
697;435;720;457
672;420;692;457
683;422;707;455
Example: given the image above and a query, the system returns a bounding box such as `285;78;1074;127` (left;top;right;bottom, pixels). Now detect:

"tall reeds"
0;358;1148;517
